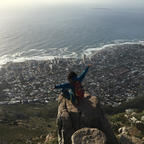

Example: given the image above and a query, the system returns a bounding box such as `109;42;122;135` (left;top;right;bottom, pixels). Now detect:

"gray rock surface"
119;134;144;144
57;93;118;144
71;128;106;144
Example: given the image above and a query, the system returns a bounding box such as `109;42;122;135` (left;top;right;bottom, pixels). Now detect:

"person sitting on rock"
55;64;91;104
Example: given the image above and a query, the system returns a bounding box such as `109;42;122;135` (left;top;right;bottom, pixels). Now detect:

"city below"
0;43;144;107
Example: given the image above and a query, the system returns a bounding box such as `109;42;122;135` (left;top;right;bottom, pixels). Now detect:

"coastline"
0;40;144;69
0;42;144;106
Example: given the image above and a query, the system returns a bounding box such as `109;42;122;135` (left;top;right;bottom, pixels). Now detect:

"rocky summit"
57;93;118;144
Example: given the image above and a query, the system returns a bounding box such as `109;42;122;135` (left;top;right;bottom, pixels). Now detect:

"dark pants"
62;89;76;103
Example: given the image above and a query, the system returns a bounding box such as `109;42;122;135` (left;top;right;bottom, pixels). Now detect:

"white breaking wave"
0;40;144;69
83;40;144;56
0;47;78;68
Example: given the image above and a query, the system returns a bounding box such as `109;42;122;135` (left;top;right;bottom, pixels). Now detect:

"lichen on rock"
71;128;106;144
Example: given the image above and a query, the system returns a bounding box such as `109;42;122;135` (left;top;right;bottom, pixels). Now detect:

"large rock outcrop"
57;93;118;144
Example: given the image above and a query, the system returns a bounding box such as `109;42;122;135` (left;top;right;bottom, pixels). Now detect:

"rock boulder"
57;93;118;144
71;127;106;144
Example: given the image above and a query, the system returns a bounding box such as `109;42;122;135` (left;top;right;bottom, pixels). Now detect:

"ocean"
0;3;144;67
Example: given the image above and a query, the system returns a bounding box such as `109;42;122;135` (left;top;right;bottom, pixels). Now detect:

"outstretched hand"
88;64;92;67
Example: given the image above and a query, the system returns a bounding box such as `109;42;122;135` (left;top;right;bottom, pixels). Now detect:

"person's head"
67;71;77;83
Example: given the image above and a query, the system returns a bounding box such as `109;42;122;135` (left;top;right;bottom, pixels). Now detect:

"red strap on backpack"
74;81;84;99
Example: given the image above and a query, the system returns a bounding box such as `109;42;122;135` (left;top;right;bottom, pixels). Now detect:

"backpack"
74;81;84;99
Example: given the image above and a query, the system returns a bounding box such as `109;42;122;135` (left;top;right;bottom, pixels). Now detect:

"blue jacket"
55;66;89;91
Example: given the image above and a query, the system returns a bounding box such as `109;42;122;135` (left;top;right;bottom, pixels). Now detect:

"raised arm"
78;66;90;82
55;82;71;89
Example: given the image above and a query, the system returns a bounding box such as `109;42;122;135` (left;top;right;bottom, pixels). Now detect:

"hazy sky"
1;0;144;9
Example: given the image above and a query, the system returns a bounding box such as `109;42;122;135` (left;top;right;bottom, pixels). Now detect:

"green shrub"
0;102;58;144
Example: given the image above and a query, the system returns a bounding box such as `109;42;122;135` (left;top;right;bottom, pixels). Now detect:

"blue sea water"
0;2;144;67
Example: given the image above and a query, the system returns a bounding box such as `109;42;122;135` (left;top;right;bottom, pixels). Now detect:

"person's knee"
62;90;70;100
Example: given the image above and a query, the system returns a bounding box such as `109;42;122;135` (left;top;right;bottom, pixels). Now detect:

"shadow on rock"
57;93;118;144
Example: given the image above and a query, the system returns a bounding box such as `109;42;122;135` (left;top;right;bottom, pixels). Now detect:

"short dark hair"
67;71;77;82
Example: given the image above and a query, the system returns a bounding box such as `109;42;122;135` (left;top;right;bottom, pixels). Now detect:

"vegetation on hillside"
107;95;144;141
0;102;58;144
0;95;144;143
